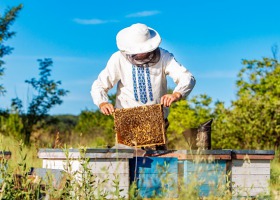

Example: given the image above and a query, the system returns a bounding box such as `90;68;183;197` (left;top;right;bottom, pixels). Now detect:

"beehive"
129;157;178;198
230;150;274;198
114;104;165;147
38;148;134;199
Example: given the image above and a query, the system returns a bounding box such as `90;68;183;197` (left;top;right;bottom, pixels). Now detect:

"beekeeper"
91;23;196;149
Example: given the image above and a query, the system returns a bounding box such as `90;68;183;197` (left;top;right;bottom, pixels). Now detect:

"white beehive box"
230;150;275;198
38;148;134;199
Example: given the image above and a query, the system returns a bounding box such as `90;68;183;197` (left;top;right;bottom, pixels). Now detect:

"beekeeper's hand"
99;102;115;115
161;92;182;107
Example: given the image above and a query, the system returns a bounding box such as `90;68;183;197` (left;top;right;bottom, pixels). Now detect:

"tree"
167;94;214;148
212;57;280;149
74;109;115;147
0;4;23;96
74;93;117;147
12;58;69;144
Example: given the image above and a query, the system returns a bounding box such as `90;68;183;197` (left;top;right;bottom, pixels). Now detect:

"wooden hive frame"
114;104;166;147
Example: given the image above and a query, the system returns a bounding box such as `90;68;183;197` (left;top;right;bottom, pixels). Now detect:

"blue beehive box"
182;150;231;197
144;149;231;197
129;157;178;198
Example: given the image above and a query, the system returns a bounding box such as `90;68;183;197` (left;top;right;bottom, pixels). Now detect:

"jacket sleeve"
90;53;121;107
164;52;196;98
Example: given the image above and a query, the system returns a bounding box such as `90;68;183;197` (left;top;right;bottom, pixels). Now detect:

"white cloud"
73;18;118;25
126;10;161;18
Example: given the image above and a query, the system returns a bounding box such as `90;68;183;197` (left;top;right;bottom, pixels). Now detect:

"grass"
0;134;279;199
270;150;280;199
0;135;41;169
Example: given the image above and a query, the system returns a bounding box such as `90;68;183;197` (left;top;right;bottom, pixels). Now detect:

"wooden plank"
231;166;270;175
42;159;131;199
232;154;274;160
232;150;275;160
39;148;134;154
185;154;231;160
88;159;129;174
86;153;134;159
182;159;227;197
32;168;66;189
185;150;232;155
133;176;178;198
146;153;230;160
130;157;178;174
88;173;130;187
185;161;227;172
38;151;133;159
184;172;226;183
232;159;270;168
145;153;187;160
43;159;81;171
43;159;130;174
232;150;275;155
38;148;134;159
129;157;178;198
145;150;232;160
232;174;269;188
43;160;64;170
135;173;177;188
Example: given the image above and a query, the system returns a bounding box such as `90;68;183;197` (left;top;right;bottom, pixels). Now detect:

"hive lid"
231;149;275;160
146;149;232;155
231;150;275;155
38;148;134;159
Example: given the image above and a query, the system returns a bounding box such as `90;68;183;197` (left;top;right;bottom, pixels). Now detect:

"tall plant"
12;58;69;144
167;94;214;148
0;4;23;96
213;57;280;149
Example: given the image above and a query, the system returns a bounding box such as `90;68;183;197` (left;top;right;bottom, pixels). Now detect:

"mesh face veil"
122;47;160;66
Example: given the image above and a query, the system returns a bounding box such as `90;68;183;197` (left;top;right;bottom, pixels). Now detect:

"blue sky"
1;0;279;115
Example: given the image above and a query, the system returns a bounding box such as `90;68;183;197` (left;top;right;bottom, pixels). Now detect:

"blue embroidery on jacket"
137;66;147;104
132;66;139;101
132;65;153;104
145;65;153;101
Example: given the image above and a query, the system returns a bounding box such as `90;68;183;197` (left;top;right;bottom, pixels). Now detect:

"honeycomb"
114;104;166;147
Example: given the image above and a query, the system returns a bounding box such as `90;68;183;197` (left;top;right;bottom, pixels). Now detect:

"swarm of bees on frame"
114;104;166;147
